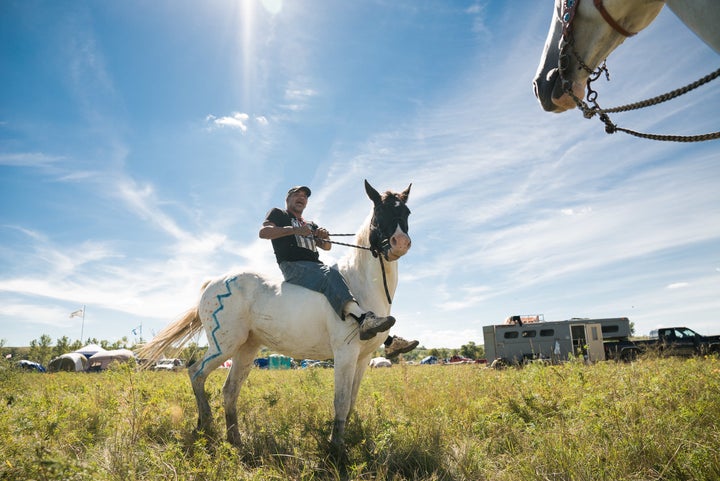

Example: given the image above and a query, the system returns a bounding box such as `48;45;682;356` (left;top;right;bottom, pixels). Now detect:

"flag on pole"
131;326;141;336
70;308;84;318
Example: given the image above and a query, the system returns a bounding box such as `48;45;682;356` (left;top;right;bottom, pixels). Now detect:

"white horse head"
139;179;412;454
534;0;720;113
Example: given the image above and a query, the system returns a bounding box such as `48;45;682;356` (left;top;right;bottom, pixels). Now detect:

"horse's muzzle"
384;231;411;261
535;66;590;113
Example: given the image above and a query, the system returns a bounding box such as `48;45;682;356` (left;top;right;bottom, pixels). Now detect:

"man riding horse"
260;185;418;357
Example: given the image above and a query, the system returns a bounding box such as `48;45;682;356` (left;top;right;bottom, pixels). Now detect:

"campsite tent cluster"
47;344;135;372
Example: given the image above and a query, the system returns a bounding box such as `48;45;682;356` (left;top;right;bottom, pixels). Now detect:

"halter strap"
593;0;637;37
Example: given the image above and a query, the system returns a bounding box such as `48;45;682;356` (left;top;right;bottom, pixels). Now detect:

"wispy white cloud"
114;177;188;240
206;112;250;132
0;152;64;168
205;112;271;132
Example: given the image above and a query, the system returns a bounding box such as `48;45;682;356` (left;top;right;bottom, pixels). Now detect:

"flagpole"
80;305;86;343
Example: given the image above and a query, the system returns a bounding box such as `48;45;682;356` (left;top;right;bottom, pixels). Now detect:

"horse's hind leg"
188;351;228;436
223;340;261;446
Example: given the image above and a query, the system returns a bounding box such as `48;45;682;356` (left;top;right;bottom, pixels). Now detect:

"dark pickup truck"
606;326;720;361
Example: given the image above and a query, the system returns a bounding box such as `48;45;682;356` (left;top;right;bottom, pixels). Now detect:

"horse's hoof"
227;430;242;447
329;440;347;465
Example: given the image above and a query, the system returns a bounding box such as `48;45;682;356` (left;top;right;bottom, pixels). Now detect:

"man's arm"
259;221;313;240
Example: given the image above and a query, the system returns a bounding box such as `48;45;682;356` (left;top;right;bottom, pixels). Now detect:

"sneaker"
385;336;419;359
358;311;396;340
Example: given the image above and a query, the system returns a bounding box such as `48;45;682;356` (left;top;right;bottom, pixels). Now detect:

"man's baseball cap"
287;185;311;197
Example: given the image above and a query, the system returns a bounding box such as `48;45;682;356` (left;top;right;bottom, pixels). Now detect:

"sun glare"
260;0;282;16
234;0;283;105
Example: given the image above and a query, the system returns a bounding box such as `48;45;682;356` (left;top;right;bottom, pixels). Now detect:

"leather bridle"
591;0;637;38
559;0;634;92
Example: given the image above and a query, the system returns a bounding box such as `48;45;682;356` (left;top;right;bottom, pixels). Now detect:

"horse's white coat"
534;0;720;112
140;181;411;451
666;0;720;53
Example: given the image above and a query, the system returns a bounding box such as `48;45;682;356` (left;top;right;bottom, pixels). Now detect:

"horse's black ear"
364;179;382;205
400;183;411;203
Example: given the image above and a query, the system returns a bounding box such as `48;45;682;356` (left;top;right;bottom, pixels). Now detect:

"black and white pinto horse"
534;0;720;113
140;180;412;451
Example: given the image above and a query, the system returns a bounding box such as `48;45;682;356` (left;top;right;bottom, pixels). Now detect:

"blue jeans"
279;261;355;318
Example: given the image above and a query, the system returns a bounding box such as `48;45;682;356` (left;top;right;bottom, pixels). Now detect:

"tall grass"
1;357;718;480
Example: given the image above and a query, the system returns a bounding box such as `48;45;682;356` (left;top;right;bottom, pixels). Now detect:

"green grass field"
1;356;718;480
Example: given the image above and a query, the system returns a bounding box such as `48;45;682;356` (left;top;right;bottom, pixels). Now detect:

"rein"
316;233;394;305
559;0;720;142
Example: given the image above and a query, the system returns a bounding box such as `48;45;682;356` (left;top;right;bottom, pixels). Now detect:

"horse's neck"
338;229;398;315
665;0;720;53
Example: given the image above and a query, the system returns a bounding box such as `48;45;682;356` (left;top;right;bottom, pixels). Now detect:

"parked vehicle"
606;326;720;360
483;316;720;365
446;355;474;364
152;358;184;371
483;316;630;365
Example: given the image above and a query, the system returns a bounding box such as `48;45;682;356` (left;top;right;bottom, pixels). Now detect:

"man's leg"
384;335;419;359
280;261;395;340
342;301;395;340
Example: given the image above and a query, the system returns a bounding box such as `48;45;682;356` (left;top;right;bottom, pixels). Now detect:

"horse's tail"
137;306;203;363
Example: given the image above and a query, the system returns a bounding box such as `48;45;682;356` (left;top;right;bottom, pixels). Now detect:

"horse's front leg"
348;357;370;414
330;353;359;450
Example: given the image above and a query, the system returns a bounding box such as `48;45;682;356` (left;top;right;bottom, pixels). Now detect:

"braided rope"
606;124;720;142
591;67;720;114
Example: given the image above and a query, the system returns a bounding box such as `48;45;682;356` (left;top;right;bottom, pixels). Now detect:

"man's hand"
294;224;314;236
314;227;331;250
314;227;330;240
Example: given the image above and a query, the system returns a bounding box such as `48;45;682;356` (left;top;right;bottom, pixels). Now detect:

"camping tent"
420;355;438;365
17;360;46;372
88;349;135;370
369;357;392;368
267;354;292;370
73;343;104;358
48;353;89;372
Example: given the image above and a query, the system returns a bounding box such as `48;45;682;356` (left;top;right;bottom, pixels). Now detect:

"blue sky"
1;0;719;349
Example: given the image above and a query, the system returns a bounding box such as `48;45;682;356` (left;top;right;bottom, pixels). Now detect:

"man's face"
286;190;308;214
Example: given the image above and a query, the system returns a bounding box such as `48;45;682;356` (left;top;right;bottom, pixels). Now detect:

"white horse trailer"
483;317;631;365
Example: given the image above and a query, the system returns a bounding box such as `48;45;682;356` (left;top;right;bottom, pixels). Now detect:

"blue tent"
253;358;269;369
17;360;46;372
420;355;438;365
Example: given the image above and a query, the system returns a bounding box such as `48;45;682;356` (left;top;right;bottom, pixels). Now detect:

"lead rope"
575;67;720;142
314;233;394;305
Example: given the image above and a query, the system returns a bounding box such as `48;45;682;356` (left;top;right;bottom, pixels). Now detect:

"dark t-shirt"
264;208;320;264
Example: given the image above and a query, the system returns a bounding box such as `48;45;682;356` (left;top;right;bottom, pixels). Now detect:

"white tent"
73;344;104;358
88;349;135;370
48;352;89;372
369;357;392;368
